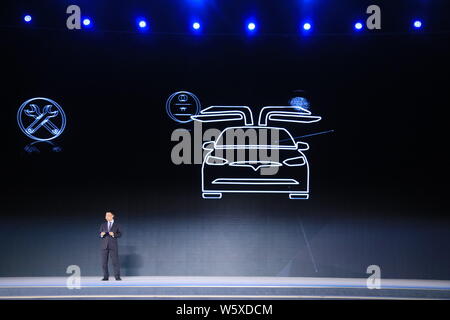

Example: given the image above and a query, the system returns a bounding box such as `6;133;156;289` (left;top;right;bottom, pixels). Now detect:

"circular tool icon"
17;97;66;141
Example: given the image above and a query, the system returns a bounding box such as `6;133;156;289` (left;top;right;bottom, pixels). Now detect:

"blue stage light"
83;18;91;27
303;22;312;31
24;15;32;23
354;22;363;30
413;20;422;29
192;22;201;30
290;97;310;109
138;20;147;29
247;22;256;31
136;17;149;31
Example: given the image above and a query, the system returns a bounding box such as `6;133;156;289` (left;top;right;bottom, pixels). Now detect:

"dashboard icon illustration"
166;91;201;123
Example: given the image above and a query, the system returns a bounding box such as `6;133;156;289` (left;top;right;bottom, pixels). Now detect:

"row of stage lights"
22;14;425;32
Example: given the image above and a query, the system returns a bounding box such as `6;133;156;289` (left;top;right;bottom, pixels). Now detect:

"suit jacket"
100;221;122;250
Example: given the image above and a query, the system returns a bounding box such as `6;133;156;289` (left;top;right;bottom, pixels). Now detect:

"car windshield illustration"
192;105;321;200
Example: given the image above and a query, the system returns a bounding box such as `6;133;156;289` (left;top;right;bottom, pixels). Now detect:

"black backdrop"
1;0;449;279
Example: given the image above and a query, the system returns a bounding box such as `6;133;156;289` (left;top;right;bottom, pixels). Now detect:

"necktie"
108;222;111;231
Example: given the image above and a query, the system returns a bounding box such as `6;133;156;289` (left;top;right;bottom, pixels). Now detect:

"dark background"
0;0;449;279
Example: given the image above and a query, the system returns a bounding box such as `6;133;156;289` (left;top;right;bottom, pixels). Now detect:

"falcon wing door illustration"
258;106;321;126
191;106;254;125
191;106;322;199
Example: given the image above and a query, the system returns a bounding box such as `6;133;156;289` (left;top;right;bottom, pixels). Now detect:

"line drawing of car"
191;105;322;199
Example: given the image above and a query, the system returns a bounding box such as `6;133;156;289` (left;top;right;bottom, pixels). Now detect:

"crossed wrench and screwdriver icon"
23;104;60;135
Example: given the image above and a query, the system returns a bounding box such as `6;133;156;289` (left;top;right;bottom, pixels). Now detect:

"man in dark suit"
100;211;122;280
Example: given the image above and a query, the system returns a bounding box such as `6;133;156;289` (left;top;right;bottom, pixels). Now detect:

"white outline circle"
166;91;201;123
17;97;67;141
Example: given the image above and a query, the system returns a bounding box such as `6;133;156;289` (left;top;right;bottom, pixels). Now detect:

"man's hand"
109;232;114;237
100;232;106;237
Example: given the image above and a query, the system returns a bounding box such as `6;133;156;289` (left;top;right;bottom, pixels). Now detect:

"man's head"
105;211;115;222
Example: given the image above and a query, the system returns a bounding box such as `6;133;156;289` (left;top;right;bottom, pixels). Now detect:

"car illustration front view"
201;126;312;199
191;105;322;200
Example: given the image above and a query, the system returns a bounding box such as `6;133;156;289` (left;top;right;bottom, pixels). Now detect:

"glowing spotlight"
413;20;422;29
24;15;32;23
192;22;201;30
290;97;310;109
354;22;363;30
82;18;91;27
138;20;147;29
303;22;312;31
247;22;256;31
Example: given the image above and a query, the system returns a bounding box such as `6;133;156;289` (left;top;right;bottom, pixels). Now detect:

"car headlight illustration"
205;155;229;165
283;156;306;167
